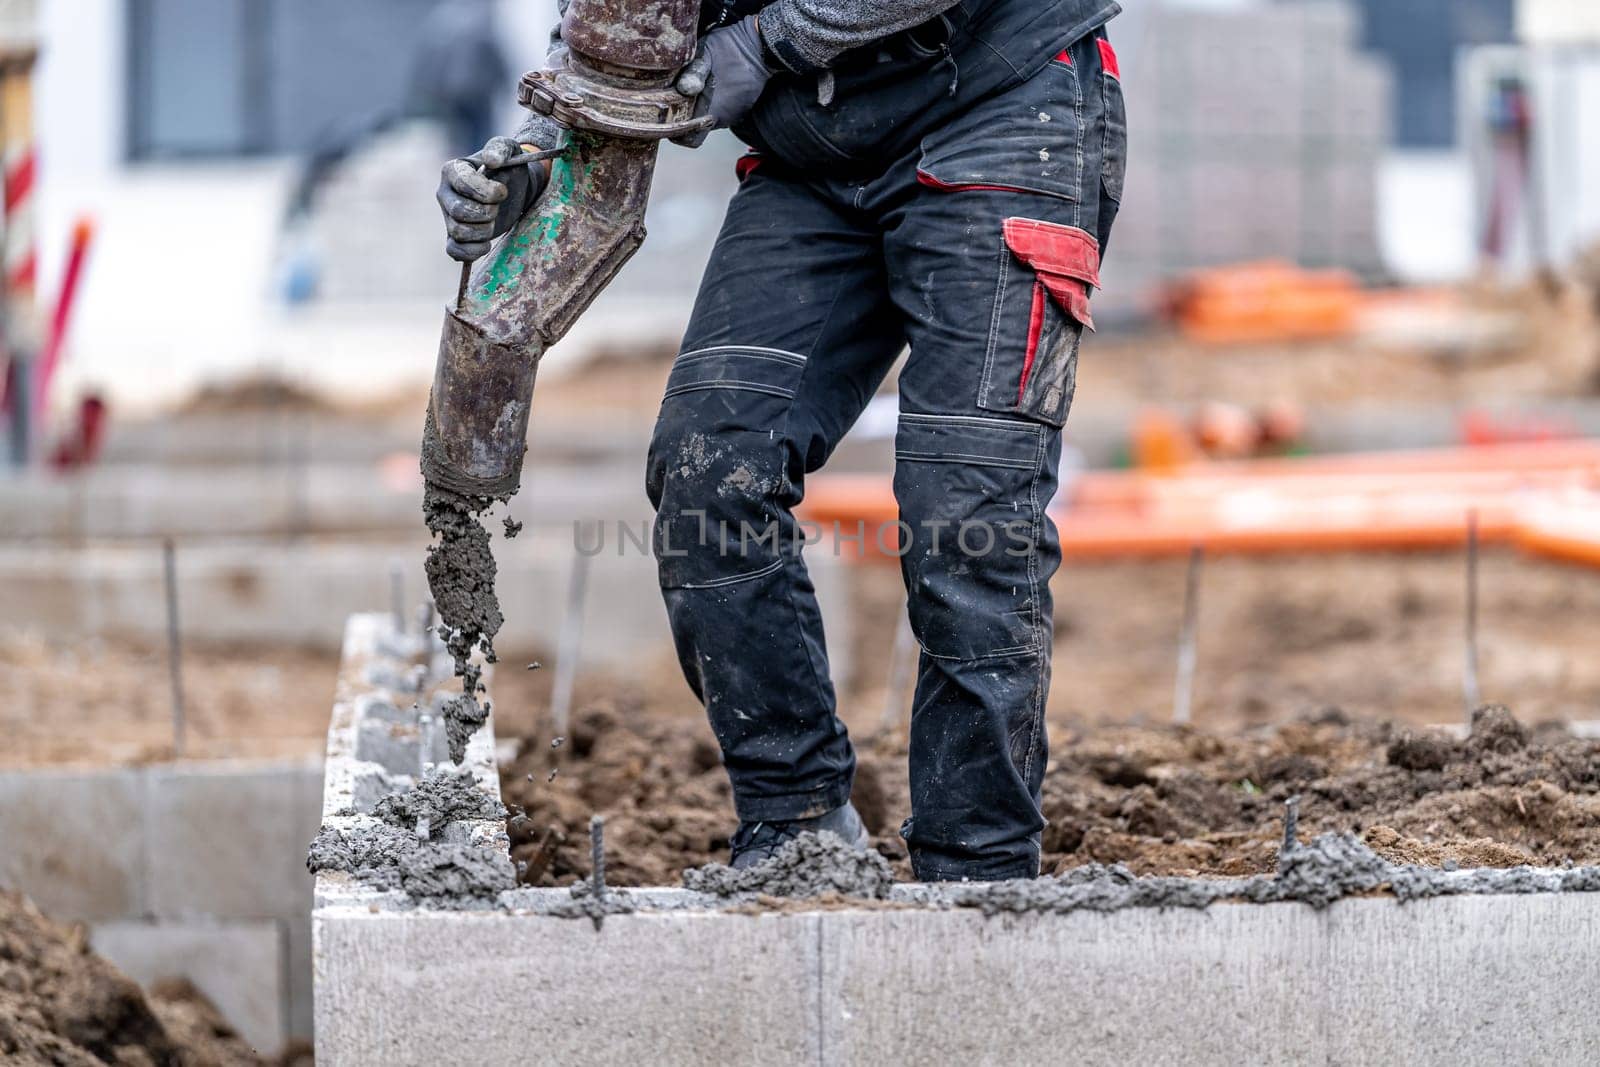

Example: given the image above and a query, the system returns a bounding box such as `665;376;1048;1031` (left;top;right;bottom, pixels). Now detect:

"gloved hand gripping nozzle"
422;0;712;500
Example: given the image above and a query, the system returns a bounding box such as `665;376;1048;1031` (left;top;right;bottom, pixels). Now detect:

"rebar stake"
1279;795;1301;871
1463;509;1482;721
588;815;607;930
1172;544;1205;725
162;539;187;758
590;815;606;897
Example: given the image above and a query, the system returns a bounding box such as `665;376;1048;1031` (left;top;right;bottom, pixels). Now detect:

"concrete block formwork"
819;893;1598;1066
0;767;147;921
144;762;324;923
312;616;1600;1066
0;534;856;682
0;759;323;1052
313;887;1600;1067
315;908;822;1066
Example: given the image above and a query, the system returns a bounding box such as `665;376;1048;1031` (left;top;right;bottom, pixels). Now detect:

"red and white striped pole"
0;0;38;467
2;57;36;307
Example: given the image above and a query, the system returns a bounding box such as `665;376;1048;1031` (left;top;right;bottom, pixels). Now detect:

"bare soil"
502;699;1600;887
0;634;338;767
1083;282;1600;409
855;549;1600;730
0;890;299;1066
9;545;1598;773
500;547;1600;886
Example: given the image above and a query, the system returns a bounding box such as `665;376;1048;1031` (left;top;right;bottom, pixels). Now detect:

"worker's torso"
733;0;1122;175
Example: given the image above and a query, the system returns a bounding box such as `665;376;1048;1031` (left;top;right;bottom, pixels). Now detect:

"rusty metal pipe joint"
423;0;705;499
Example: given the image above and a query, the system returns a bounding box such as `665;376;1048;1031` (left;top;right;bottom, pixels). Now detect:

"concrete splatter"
891;833;1600;917
399;842;516;901
372;767;504;829
307;768;513;902
682;832;895;900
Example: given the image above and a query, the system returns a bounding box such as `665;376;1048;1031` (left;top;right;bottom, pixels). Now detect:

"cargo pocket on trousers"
649;346;804;589
976;218;1099;427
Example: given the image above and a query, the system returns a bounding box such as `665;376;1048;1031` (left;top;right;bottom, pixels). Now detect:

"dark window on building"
126;0;450;160
1282;0;1515;148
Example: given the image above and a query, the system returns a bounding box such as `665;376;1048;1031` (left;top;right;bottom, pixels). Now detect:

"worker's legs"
646;166;905;823
868;30;1126;879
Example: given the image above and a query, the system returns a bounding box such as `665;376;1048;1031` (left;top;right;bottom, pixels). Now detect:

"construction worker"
438;0;1126;881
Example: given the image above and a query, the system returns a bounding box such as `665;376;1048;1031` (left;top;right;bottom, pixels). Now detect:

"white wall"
25;0;556;419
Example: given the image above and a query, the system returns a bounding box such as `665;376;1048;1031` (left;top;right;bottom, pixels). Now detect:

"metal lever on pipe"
454;148;569;314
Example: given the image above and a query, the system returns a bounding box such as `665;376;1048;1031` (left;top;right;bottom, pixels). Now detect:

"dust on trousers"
646;27;1127;881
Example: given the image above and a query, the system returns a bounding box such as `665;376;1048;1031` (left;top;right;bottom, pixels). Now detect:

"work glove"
673;15;771;149
437;136;549;262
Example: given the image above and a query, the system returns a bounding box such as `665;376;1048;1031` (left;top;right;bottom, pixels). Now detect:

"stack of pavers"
1101;0;1393;316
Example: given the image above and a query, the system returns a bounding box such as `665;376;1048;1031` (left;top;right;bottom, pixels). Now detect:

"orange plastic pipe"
799;442;1600;567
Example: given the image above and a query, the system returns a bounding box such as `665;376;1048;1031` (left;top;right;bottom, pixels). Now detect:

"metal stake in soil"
1279;795;1301;871
590;814;607;901
162;538;187;758
1172;545;1205;725
1464;509;1482;719
549;531;594;744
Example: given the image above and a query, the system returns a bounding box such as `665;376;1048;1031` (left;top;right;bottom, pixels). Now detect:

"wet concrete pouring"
420;481;506;766
306;434;528;909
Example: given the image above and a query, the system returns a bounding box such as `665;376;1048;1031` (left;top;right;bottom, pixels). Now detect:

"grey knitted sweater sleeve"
758;0;965;74
513;0;961;147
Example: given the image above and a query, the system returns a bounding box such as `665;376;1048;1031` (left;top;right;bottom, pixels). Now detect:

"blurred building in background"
1102;1;1394;319
14;0;1600;419
1301;0;1516;149
33;0;737;419
1462;0;1600;279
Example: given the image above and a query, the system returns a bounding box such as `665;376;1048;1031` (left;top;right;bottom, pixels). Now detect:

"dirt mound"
501;703;1600;885
0;891;270;1065
503;700;734;887
179;375;331;415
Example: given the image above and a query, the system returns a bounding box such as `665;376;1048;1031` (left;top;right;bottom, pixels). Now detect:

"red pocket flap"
1002;218;1100;330
1098;38;1120;80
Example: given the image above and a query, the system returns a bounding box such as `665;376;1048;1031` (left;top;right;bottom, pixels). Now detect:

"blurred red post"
32;216;94;424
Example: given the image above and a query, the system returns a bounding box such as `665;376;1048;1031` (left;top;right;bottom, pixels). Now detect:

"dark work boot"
729;802;870;869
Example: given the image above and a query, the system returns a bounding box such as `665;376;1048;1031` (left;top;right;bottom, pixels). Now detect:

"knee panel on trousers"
646;345;807;589
892;412;1051;662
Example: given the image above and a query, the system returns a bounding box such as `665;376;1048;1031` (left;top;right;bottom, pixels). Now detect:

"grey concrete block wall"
0;768;147;920
0;532;857;682
817;894;1600;1064
315;909;823;1066
313;891;1600;1066
0;759;323;1054
144;763;324;926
